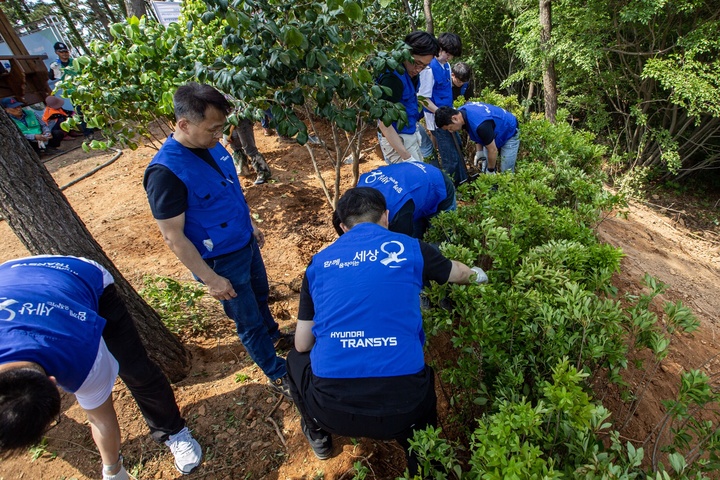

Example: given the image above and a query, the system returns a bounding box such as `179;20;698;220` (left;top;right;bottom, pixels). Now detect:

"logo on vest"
0;298;18;321
362;171;403;194
380;241;407;268
330;330;397;348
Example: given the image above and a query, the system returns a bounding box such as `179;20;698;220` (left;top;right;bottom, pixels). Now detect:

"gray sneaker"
268;374;293;401
301;418;332;460
164;427;202;474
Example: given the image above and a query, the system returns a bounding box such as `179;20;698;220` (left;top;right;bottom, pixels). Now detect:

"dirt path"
0;129;719;479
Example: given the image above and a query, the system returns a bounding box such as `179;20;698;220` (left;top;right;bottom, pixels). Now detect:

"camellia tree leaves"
195;0;411;207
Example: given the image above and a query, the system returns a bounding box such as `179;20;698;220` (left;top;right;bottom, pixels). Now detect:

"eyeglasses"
188;121;225;138
412;58;429;70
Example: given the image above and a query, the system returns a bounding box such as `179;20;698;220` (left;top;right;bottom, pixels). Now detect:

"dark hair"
0;368;61;451
452;62;472;83
438;33;462;57
173;82;232;123
435;106;460;128
404;31;439;57
336;187;387;229
331;210;344;236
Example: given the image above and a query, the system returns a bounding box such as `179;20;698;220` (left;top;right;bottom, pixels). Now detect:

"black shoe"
301;419;332;460
268;374;293;401
273;331;295;351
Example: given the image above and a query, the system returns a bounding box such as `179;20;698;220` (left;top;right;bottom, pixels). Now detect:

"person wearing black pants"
288;188;486;475
0;255;202;479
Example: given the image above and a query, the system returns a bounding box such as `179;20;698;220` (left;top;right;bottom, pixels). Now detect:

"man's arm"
485;140;499;170
378;121;415;161
447;260;475;284
418;68;438;113
295;319;315;352
155;214;237;300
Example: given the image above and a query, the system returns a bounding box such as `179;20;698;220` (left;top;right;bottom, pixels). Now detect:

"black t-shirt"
297;237;453;415
452;81;474;101
143;147;224;220
462;110;496;146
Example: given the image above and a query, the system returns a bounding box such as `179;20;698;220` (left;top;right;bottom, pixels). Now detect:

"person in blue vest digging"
0;255;201;479
286;187;487;476
333;160;456;239
435;102;520;174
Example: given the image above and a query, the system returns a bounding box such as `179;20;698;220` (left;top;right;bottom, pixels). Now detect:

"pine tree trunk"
86;0;113;39
124;0;146;19
51;0;90;56
0;110;191;382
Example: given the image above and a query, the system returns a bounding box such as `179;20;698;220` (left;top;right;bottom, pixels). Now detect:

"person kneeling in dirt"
335;160;456;239
0;255;202;479
287;187;487;475
226;118;272;185
144;82;294;401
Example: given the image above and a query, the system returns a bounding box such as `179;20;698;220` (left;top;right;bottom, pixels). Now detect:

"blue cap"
1;97;23;109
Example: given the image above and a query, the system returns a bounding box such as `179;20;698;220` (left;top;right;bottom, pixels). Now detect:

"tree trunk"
540;0;557;123
401;0;416;31
86;0;113;39
0;110;191;382
51;0;91;56
124;0;146;19
423;0;433;35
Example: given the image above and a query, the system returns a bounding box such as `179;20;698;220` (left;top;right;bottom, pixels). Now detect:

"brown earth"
0;125;719;479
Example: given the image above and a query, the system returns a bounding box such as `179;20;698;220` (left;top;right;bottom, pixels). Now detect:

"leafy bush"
413;116;709;478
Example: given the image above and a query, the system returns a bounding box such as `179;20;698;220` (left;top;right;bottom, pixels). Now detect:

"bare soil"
0;127;719;480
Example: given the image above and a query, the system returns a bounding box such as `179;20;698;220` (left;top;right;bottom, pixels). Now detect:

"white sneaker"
165;427;202;474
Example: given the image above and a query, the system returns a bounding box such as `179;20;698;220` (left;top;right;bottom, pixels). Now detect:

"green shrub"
140;275;208;334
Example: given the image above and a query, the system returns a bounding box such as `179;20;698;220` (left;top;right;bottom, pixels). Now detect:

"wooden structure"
0;6;50;105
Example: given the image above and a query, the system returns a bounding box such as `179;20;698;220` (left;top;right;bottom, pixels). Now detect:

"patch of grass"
140;275;208;334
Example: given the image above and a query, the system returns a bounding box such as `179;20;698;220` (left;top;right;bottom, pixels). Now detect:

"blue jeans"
204;239;286;380
434;128;467;185
499;129;521;173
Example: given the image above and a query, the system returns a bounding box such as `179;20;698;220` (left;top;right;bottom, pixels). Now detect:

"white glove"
485;167;497;175
474;151;486;163
50;62;63;80
470;266;488;284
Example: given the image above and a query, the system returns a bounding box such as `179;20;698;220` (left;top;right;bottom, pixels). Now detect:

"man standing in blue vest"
377;31;439;164
435;102;521;173
417;33;467;185
0;255;202;479
286;187;487;475
143;83;293;399
344;160;455;238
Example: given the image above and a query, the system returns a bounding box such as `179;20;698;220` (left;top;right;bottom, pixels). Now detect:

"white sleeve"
417;67;434;98
73;338;119;410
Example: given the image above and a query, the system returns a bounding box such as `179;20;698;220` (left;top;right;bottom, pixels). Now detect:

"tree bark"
86;0;113;39
423;0;433;35
124;0;146;19
0;110;191;382
540;0;557;123
401;0;416;32
50;0;91;56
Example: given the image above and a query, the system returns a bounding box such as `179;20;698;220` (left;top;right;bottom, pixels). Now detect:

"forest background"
2;0;720;478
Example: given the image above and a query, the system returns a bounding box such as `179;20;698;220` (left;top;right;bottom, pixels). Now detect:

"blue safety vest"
461;102;518;148
358;161;448;222
385;69;419;135
0;256;108;392
429;58;453;108
306;223;426;378
149;136;252;259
